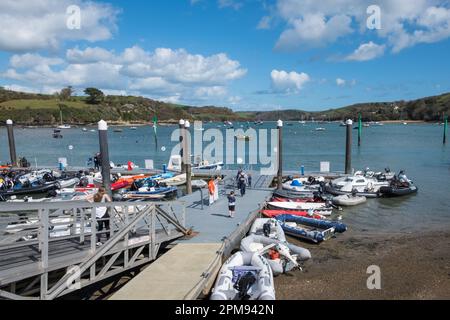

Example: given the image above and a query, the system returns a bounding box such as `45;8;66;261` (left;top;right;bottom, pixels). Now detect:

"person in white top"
213;176;219;202
92;187;112;245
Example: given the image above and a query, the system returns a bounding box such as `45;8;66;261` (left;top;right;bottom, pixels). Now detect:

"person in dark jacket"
227;191;236;218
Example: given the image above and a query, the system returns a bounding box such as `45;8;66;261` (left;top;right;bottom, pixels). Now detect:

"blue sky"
0;0;450;111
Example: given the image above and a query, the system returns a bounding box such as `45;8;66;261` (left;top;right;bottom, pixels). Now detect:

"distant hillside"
0;88;246;125
242;93;450;122
0;87;448;125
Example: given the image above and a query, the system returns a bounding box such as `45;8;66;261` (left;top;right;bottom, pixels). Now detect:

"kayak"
275;214;347;233
210;252;275;300
261;209;326;220
122;186;178;200
115;174;152;184
332;194;367;206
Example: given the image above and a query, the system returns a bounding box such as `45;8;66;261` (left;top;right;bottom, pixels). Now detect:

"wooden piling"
444;115;448;145
345;119;353;174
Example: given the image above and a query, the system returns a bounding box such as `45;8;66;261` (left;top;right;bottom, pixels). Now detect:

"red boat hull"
261;209;325;220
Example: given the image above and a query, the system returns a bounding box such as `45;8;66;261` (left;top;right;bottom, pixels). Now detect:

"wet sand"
275;229;450;299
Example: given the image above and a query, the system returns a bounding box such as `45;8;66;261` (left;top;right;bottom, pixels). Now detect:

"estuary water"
0;122;449;233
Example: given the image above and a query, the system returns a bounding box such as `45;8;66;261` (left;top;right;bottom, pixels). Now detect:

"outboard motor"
234;272;257;300
263;222;271;237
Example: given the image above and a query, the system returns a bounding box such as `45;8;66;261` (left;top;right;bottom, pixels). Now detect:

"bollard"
185;120;192;194
179;119;185;173
6;120;17;167
444;115;448;145
277;120;283;190
345;119;353;174
98;120;112;196
358;113;362;147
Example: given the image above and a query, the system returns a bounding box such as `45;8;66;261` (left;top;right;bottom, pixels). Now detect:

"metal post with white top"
345;119;353;174
6;120;17;167
277;120;283;190
185;120;192;194
179;119;185;173
98;120;112;196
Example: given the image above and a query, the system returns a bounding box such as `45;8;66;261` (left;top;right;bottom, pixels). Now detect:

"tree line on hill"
0;86;449;125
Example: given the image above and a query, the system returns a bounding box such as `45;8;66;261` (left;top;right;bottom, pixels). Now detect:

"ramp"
110;243;222;300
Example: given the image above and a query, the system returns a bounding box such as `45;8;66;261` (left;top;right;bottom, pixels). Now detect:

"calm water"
0;122;449;233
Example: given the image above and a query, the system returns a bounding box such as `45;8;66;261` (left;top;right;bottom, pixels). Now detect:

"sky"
0;0;450;111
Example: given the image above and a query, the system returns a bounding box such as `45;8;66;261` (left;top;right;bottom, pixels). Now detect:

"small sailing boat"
57;109;71;129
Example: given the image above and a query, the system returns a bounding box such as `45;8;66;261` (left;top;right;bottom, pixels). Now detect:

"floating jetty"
110;170;274;300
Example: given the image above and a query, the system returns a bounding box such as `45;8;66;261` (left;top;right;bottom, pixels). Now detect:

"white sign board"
320;161;330;173
145;159;154;170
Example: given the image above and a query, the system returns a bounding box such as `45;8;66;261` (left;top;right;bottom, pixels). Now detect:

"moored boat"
275;214;347;233
332;194;367;206
210;252;275;300
379;183;418;197
260;209;326;220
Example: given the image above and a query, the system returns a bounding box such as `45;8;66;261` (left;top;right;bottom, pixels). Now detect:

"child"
227;191;236;218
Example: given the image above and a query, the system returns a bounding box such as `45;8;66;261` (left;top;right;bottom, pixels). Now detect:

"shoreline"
0;120;443;127
275;229;450;299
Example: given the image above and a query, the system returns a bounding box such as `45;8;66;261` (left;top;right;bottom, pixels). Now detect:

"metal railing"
0;200;189;300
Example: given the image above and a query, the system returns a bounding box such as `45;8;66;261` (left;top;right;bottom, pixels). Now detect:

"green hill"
0;87;449;125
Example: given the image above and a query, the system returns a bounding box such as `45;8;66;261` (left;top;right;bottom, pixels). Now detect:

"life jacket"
269;249;280;260
208;180;215;194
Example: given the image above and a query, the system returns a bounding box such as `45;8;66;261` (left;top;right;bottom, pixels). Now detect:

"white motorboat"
326;175;389;198
282;177;324;192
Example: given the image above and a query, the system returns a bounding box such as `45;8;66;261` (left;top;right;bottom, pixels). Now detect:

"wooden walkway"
110;170;274;300
110;243;222;300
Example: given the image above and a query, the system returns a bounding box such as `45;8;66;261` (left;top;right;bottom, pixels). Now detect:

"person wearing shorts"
227;191;236;218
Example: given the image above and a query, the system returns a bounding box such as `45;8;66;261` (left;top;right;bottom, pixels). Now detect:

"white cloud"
257;16;272;30
10;53;64;69
336;78;346;86
266;0;450;54
345;42;386;61
336;78;357;87
276;13;353;50
228;96;242;105
66;47;117;64
218;0;243;10
0;0;119;52
120;47;247;86
271;69;310;93
1;46;247;105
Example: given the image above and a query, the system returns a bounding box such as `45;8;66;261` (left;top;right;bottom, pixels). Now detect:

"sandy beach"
275;229;450;300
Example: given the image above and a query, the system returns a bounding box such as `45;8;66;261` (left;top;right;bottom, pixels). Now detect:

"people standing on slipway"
208;178;216;206
213;176;220;202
